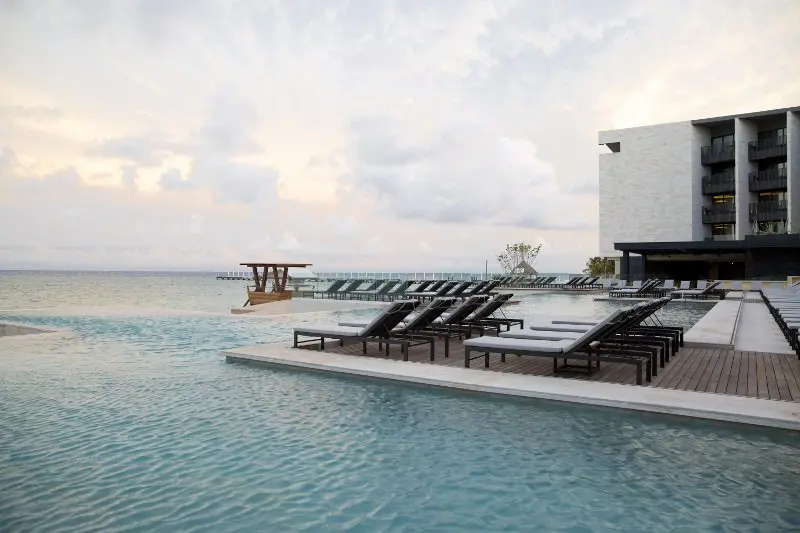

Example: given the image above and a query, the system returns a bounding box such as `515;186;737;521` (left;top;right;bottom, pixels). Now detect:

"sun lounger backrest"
678;281;690;290
695;280;708;290
339;280;363;293
404;298;456;330
469;293;513;320
562;309;626;352
361;300;420;337
387;280;414;294
326;280;347;292
483;280;501;293
443;295;492;323
412;280;433;292
662;279;674;289
374;281;399;294
446;281;472;296
703;280;720;292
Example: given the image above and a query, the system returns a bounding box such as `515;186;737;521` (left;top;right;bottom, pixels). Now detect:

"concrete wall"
734;118;758;239
691;125;711;239
598;121;696;257
788;111;800;233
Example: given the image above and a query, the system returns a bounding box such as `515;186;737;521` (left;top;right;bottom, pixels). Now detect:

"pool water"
2;309;800;532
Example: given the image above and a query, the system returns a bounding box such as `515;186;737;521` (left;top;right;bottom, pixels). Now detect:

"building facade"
599;106;800;281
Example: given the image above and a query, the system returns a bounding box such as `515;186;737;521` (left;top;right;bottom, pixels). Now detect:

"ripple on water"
1;311;800;532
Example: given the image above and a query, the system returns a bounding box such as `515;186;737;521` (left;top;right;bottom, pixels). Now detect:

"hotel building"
599;106;800;281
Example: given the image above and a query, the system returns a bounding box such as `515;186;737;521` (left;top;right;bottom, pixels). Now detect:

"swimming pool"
1;310;799;532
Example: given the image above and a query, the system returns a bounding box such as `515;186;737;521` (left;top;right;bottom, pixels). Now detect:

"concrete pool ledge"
224;343;800;431
683;299;742;350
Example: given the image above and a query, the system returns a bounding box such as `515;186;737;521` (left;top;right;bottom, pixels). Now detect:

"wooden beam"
251;266;261;291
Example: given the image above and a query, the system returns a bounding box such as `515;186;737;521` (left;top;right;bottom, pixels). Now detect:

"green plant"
583;256;615;277
496;242;542;274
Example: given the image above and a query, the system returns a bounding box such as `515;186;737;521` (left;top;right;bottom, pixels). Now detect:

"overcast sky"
1;0;798;272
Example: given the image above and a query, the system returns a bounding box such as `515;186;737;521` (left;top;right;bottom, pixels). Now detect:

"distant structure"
512;260;538;276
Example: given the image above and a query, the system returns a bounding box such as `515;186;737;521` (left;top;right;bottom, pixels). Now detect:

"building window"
759;191;786;202
758;127;787;144
711;134;734;150
712;194;735;205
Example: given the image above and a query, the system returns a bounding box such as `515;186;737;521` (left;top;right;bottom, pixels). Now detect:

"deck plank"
746;351;759;398
725;351;741;395
687;349;712;391
696;349;721;392
771;353;792;401
776;355;800;401
756;352;770;399
298;337;800;402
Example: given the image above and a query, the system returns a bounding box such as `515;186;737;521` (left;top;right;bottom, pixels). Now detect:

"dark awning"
615;234;800;255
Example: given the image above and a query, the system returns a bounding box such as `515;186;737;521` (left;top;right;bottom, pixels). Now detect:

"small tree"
496;242;542;274
584;256;615;277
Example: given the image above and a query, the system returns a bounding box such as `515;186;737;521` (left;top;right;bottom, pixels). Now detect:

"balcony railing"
749;200;787;223
749;168;788;192
748;137;787;161
703;203;736;224
701;143;735;165
701;171;735;195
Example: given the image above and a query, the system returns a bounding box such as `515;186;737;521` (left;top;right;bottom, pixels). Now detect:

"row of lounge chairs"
497;275;600;290
292;295;684;386
293;293;521;360
300;279;501;302
608;279;723;299
761;283;800;357
464;298;684;385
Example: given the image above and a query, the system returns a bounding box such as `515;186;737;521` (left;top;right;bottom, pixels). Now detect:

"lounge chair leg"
553;357;558;373
403;342;409;362
500;353;506;363
429;341;435;361
339;339;344;347
385;343;389;356
636;362;643;385
444;336;450;358
484;352;489;368
362;341;366;354
293;332;298;348
465;347;470;368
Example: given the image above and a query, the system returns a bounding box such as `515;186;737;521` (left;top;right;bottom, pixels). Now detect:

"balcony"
702;171;735;195
748;137;787;161
703;203;736;224
749;168;788;192
749;200;787;223
701;143;735;165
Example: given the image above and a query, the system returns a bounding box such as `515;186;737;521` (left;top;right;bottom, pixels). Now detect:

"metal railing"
748;137;787;161
749;200;787;222
701;171;735;194
701;143;735;165
702;203;736;224
749;167;787;192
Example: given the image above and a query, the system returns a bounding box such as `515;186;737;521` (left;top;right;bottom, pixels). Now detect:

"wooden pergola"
240;262;313;306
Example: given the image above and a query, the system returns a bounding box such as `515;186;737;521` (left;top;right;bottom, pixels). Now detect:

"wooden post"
251;266;261;291
280;266;289;292
271;266;280;293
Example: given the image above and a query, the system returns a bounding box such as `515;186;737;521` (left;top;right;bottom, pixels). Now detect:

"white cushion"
527;323;592;333
463;336;571;353
295;325;365;337
499;330;581;341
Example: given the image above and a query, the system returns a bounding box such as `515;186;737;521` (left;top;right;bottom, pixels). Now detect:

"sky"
1;0;798;272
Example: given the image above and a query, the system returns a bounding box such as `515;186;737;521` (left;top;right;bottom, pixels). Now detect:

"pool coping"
224;343;800;432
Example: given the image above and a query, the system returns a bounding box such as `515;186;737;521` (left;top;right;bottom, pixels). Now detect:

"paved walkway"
734;300;795;354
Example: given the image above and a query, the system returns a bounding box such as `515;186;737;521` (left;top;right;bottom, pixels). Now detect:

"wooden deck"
297;338;800;402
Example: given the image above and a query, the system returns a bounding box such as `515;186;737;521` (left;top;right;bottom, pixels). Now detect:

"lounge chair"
305;279;346;299
608;279;657;298
381;280;415;301
672;280;721;300
463;309;652;385
407;281;458;301
333;280;364;299
294;300;435;359
352;280;398;301
505;298;677;368
460;293;523;331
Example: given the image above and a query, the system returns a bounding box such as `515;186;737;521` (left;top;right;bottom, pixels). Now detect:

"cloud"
341;116;595;230
87;134;172;166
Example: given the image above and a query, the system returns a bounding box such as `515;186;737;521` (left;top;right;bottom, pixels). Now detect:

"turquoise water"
2;272;799;532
